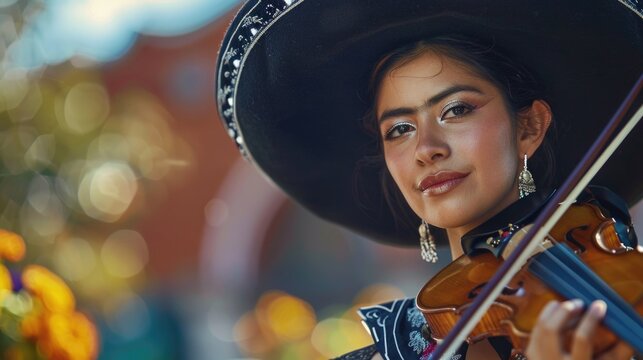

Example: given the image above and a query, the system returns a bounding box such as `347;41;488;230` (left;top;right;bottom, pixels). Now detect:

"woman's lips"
418;171;469;196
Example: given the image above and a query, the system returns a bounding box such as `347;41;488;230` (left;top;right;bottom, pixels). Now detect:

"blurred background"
0;1;641;359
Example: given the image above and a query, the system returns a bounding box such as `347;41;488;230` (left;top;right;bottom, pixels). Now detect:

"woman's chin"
422;209;474;230
418;198;478;228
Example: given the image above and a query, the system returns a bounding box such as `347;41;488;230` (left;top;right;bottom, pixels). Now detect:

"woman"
215;0;642;358
353;36;637;360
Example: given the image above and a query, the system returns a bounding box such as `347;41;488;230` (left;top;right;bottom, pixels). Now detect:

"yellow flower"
0;264;13;303
22;265;75;313
0;264;12;292
0;230;99;359
0;230;26;262
39;312;99;360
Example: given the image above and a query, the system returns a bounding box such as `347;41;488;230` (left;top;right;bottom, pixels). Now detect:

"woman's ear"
517;99;552;157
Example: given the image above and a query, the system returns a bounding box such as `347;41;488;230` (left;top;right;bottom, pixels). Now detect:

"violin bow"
430;74;643;359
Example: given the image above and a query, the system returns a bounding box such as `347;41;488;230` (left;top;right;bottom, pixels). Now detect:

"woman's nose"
415;126;449;165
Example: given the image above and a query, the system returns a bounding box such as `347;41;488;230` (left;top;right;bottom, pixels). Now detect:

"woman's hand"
525;299;633;359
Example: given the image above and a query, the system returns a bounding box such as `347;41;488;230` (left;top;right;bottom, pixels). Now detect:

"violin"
416;200;643;355
416;75;643;358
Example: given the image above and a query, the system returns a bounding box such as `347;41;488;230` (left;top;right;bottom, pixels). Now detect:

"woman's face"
376;51;522;234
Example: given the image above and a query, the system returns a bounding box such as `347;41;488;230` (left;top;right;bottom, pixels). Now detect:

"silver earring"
518;154;536;199
419;220;438;263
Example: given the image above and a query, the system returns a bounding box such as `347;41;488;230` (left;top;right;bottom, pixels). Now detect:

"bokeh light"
0;68;30;111
86;133;131;163
61;82;110;134
100;230;148;279
24;133;55;171
53;237;97;282
21;175;68;241
230;287;410;359
78;162;138;223
7;80;42;123
353;283;406;306
2;125;38;174
55;160;88;209
261;292;316;342
311;318;372;358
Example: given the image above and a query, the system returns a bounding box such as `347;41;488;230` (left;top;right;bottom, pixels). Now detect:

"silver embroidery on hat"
217;0;302;158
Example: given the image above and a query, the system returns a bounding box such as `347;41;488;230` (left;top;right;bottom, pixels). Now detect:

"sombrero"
215;0;643;246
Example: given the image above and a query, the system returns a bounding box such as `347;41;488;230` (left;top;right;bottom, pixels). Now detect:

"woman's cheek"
385;151;424;214
463;121;515;165
384;150;410;192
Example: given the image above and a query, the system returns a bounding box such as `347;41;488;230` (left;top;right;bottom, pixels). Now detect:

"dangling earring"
518;154;536;199
419;220;438;263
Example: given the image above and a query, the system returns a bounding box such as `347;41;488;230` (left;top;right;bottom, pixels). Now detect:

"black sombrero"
216;0;643;246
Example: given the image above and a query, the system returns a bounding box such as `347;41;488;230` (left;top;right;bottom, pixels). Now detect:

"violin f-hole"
468;281;524;299
565;225;588;253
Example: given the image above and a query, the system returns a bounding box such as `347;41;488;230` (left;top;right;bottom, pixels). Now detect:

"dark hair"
358;35;557;231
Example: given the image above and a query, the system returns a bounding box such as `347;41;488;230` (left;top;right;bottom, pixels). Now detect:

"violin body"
416;202;643;354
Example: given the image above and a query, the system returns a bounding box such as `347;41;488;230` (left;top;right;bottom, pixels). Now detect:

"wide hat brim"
216;0;643;246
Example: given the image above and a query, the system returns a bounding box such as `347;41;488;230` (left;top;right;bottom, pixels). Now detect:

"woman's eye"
441;103;474;120
384;122;415;140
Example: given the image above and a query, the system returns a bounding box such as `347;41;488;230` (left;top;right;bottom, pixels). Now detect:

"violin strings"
531;262;643;352
529;259;643;352
537;245;641;320
538;244;640;323
516;228;643;348
529;245;643;352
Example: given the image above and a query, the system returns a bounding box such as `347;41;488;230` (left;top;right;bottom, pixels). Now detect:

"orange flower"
22;265;75;313
20;313;42;340
39;312;99;360
0;229;99;359
0;229;26;262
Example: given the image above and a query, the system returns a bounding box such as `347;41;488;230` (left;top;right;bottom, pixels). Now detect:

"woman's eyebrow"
378;84;483;124
426;84;482;106
378;107;417;124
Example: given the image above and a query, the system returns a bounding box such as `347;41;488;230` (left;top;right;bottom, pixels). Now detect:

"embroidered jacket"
358;298;451;360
